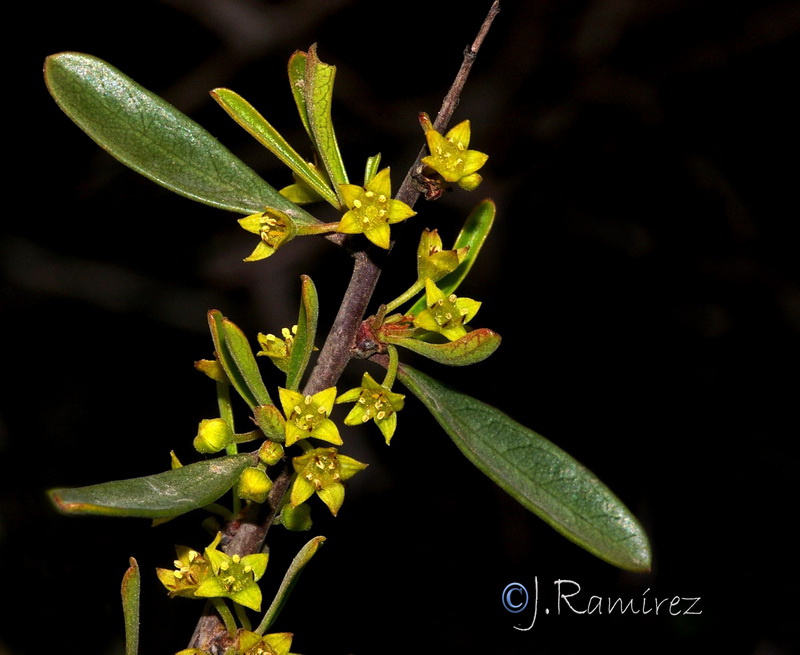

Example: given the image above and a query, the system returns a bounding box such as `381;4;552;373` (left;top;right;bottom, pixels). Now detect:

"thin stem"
382;345;399;388
383;279;424;314
305;2;500;391
217;382;241;515
188;3;500;649
202;502;236;522
211;598;238;637
234;603;252;632
398;0;501;202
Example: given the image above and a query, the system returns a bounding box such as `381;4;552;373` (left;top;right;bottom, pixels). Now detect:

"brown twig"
188;3;500;650
307;0;501;391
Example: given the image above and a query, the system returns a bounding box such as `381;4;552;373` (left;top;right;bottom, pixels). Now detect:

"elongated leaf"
257;536;326;634
305;45;349;197
287;51;313;146
121;558;140;655
221;317;273;406
409;200;496;315
49;454;255;518
211;88;338;209
398;365;651;572
208;310;271;409
384;328;501;366
286;275;319;391
45;52;316;222
364;153;381;185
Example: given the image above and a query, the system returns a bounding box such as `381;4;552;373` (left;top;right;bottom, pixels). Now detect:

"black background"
3;1;798;653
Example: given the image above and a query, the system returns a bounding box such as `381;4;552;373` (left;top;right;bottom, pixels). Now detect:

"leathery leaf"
45;52;316;222
49;454;255;518
397;365;651;572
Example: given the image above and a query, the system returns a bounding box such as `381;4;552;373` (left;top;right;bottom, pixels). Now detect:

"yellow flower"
194;533;269;612
238;208;296;261
156;545;211;598
236;630;298;655
278;387;341;447
413;278;481;341
336;372;405;444
417;228;469;283
257;325;297;373
290;447;368;516
421;120;487;190
337;168;416;249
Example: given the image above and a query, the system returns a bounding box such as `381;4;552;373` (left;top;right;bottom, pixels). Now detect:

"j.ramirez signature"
502;578;702;631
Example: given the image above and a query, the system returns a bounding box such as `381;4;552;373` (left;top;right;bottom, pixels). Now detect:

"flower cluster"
157;533;269;611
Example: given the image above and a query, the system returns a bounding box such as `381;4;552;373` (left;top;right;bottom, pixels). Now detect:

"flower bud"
258;439;284;466
193;418;233;454
238;467;273;503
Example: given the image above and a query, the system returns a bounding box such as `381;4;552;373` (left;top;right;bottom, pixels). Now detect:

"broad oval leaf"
49;453;255;518
383;328;501;366
398;365;651;572
45;52;316;221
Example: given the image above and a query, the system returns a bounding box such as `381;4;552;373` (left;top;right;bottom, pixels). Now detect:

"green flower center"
243;643;277;655
290;395;328;432
433;140;466;175
217;554;256;593
358;390;392;422
301;452;341;489
259;214;291;248
352;190;389;228
430;293;466;329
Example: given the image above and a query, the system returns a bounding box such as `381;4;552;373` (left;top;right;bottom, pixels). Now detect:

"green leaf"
408;199;496;315
49;454;255;518
287;50;313;147
121;558;140;655
383;328;501;366
208;310;272;409
211;88;339;210
221;317;273;406
256;536;326;634
44;52;316;222
364;153;381;186
304;45;349;198
286;275;319;391
397;365;651;572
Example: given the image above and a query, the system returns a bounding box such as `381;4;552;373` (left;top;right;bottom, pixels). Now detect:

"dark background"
3;0;798;653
